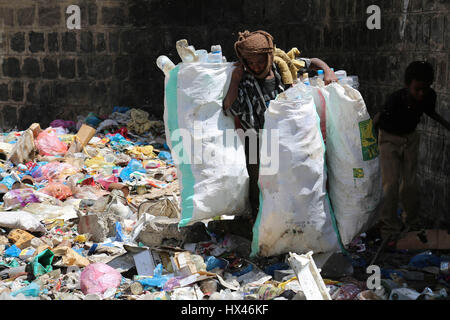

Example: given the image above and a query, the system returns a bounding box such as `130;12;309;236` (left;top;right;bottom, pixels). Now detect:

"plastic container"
156;56;176;77
335;70;347;80
389;288;421;300
195;50;208;62
302;73;310;86
317;70;324;81
208;45;223;63
176;39;197;63
349;75;359;89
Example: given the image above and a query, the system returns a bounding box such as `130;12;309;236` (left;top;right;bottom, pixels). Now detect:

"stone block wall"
0;0;448;227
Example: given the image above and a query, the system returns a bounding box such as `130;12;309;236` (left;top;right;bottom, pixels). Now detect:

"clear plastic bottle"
317;69;324;81
350;75;359;89
156;55;175;77
335;70;347;80
339;77;353;87
176;39;197;63
195;49;208;62
208;45;223;63
302;73;310;86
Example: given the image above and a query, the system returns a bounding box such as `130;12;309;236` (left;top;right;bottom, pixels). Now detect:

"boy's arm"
223;62;244;112
427;111;450;131
309;58;338;85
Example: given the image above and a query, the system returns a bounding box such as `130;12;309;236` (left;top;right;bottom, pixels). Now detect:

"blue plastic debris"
408;251;441;268
119;159;146;182
5;245;21;258
114;222;124;242
137;264;171;289
11;282;41;297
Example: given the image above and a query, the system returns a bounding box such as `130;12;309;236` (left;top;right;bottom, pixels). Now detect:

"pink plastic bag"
80;263;122;295
96;175;119;190
35;128;68;156
41;183;73;200
34;162;78;182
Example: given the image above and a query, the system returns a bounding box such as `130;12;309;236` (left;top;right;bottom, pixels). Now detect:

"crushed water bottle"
302;73;310;86
335;70;347;80
317;69;324;81
208;45;223;63
156;55;176;77
176;39;198;63
195;49;208;62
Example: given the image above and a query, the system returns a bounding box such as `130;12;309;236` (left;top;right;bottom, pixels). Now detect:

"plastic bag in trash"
408;251;441;268
5;244;21;258
35;128;68;156
119;159;146;182
11;282;41;298
137;264;171;289
35;162;78;183
2;189;40;210
0;211;46;233
41;183;73;200
80;263;122;295
31;249;54;277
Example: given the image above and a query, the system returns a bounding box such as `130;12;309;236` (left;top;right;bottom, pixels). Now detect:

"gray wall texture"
0;0;448;228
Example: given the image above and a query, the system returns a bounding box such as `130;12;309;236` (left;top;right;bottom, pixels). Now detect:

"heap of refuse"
0;103;448;300
1;32;449;300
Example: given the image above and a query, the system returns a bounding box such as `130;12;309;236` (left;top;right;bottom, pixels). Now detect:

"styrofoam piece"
288;251;332;300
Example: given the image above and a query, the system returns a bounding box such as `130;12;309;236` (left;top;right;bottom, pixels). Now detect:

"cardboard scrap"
68;124;96;153
396;230;450;250
8;229;35;249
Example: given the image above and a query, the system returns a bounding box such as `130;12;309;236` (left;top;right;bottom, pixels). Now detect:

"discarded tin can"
130;281;144;295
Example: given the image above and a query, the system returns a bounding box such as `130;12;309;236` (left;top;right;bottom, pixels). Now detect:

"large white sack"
164;63;250;227
310;85;329;143
0;211;46;233
322;83;382;245
251;84;340;257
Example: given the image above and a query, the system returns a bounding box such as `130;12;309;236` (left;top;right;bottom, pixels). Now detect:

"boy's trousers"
378;129;421;238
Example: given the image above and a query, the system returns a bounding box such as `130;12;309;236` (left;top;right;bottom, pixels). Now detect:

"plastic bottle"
195;50;208;62
350;75;359;89
339;77;354;87
156;56;176;77
317;70;324;81
335;70;347;80
208;45;223;63
302;73;310;86
176;39;197;63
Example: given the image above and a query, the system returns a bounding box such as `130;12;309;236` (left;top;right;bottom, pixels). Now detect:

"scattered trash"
0;41;446;301
288;251;332;300
80;263;122;295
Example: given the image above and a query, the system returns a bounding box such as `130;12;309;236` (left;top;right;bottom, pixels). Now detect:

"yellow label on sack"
359;119;379;161
353;168;365;178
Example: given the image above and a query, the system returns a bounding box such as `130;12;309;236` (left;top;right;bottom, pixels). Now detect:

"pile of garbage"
0;107;448;300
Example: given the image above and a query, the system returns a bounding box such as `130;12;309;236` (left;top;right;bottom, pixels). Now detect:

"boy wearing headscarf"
223;30;337;220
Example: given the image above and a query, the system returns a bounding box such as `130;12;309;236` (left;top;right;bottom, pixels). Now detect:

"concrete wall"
0;0;448;227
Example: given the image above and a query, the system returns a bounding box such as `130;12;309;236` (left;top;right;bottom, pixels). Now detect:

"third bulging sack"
251;83;341;257
164;62;250;227
322;83;382;246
